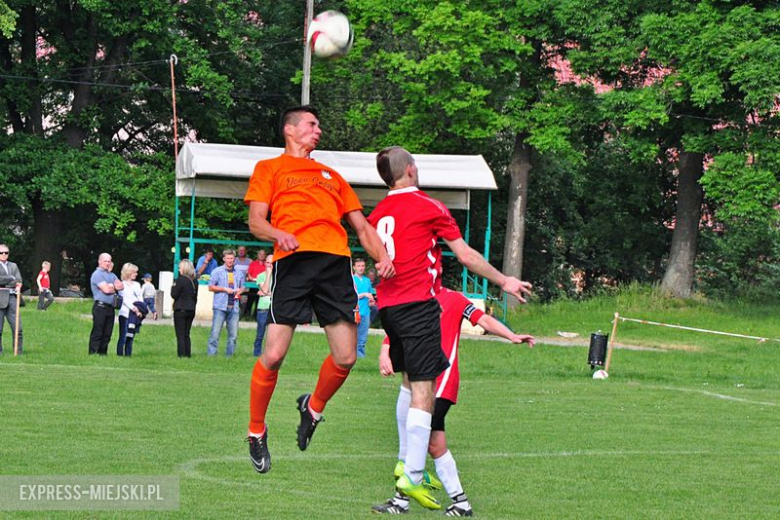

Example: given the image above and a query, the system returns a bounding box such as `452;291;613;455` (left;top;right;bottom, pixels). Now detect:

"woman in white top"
117;262;144;356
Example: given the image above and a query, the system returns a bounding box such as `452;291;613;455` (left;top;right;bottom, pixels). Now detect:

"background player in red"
368;146;532;510
244;106;394;474
372;287;535;516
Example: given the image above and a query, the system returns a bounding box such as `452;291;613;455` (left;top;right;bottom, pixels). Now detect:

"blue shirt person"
207;250;246;357
352;258;374;359
88;253;124;355
196;249;218;279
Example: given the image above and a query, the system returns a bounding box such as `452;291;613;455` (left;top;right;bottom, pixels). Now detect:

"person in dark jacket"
123;300;149;357
171;259;198;357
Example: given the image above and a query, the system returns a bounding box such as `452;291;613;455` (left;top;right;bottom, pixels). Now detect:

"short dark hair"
353;257;366;265
280;105;319;135
376;146;414;188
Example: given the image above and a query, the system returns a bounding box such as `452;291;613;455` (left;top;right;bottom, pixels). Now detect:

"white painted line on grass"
656;385;777;406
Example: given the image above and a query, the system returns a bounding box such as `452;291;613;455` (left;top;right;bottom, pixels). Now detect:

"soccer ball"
307;11;354;59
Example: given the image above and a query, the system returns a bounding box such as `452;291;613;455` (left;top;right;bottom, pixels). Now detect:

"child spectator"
142;273;157;320
36;261;54;311
352;258;374;359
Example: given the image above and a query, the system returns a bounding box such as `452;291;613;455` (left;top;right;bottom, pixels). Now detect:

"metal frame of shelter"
174;143;507;315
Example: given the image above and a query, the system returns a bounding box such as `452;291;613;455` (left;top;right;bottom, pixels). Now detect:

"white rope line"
618;316;780;343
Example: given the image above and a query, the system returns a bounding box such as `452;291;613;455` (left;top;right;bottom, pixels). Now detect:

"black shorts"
269;252;357;326
379;299;449;382
431;398;454;432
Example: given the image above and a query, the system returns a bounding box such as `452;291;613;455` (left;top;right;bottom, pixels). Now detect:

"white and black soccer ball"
307;10;354;59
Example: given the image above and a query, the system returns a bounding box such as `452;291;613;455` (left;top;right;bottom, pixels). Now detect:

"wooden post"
13;290;21;356
604;312;619;372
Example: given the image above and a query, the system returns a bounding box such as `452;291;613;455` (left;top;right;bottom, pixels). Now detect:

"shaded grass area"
1;292;778;518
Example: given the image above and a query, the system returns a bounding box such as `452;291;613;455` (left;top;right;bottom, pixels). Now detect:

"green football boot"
395;474;441;510
393;461;442;490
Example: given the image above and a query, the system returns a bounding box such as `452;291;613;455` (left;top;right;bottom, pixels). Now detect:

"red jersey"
247;260;263;280
383;288;484;403
38;270;50;289
368;187;461;308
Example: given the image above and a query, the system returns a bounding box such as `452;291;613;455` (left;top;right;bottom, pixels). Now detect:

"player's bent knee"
332;354;356;369
261;352;286;371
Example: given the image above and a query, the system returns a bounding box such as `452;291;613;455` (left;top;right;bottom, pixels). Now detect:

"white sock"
404;408;432;485
390;492;409;508
434;450;464;497
248;425;266;438
396;386;411;460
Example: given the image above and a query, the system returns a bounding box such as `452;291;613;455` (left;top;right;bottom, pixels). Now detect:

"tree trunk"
660;151;704;298
20;5;43;136
502;132;531;307
32;197;64;296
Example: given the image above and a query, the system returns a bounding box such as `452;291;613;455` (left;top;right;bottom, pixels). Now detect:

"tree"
0;1;305;292
559;0;780;297
317;1;589;300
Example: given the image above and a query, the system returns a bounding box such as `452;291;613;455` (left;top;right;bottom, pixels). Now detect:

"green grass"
1;291;779;519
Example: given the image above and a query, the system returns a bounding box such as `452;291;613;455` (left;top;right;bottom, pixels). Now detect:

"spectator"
142;273;158;320
235;246;252;275
367;267;379;325
116;263;144;357
123;300;149;357
352;258;374;359
171;259;198;358
88;253;123;355
36;260;55;311
253;254;273;357
208;249;246;357
248;249;268;280
0;244;23;354
235;246;253;317
196;248;218;279
244;249;268;319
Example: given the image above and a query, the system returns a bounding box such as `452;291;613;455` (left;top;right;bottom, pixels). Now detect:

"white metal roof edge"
175;142;498;191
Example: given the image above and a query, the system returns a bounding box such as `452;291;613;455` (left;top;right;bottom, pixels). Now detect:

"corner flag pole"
604;312;619;372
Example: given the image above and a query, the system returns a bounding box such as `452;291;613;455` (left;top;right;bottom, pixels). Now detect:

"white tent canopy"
175;143;498;210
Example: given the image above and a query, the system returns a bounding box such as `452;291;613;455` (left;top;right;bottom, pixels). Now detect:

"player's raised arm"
345;210;395;279
248;201;299;252
444;237;532;303
476;314;535;348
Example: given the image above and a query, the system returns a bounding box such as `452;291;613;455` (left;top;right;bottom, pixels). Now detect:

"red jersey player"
367;146;532;512
373;287;535;515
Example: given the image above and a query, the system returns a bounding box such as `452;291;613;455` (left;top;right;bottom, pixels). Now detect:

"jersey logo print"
321;170;332;179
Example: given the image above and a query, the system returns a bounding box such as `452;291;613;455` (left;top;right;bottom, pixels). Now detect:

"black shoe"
371;493;409;515
247;430;271;474
296;393;322;451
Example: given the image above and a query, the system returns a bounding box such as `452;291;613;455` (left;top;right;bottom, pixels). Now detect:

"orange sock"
248;359;279;434
309;355;351;414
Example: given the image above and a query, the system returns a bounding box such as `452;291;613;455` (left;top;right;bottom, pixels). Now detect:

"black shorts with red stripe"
379;299;449;382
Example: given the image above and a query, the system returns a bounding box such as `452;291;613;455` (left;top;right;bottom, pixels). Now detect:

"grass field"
1;289;779;519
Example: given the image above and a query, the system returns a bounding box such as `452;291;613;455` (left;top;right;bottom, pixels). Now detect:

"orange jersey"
244;154;363;261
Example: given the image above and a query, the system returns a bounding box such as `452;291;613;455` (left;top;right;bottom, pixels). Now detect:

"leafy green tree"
0;1;304;292
558;0;780;297
0;1;14;37
315;1;591;303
